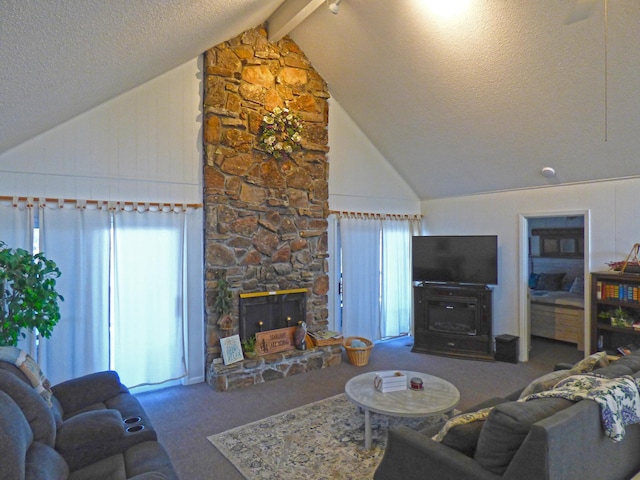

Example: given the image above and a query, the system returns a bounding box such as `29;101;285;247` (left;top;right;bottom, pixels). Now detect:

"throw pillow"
569;276;584;294
518;369;572;399
533;273;565;291
431;407;493;457
0;346;53;407
474;398;573;475
570;351;609;374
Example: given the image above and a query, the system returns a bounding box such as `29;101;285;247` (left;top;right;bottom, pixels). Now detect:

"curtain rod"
0;196;202;209
329;210;422;220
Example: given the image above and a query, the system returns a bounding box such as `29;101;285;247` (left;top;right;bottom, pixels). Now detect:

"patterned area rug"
207;393;446;480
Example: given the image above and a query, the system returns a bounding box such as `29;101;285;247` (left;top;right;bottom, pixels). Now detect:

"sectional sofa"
0;353;178;480
375;351;640;480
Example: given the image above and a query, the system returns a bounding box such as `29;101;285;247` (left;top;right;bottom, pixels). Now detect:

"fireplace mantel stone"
202;24;331;390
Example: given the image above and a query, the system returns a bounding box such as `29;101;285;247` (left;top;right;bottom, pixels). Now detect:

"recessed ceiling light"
424;0;471;19
541;167;556;178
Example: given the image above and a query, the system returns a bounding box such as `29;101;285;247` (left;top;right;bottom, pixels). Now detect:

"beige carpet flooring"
136;336;583;479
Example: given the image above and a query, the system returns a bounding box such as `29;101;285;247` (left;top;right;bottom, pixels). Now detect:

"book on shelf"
596;281;640;303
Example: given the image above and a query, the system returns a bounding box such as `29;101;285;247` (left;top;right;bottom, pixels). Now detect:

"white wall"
0;61;422;380
0;58;204;385
421;178;640;360
0;59;202;204
326;98;421;331
328;99;420;214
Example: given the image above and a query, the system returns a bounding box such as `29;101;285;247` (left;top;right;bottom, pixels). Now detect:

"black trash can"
495;334;519;363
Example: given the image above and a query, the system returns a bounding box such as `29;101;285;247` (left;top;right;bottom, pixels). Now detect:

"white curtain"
112;209;187;388
0;200;35;355
381;220;413;337
38;204;111;384
327;214;341;332
0;200;32;250
340;216;382;340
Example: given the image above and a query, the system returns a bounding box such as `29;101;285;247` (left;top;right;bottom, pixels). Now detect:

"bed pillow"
569;276;584;294
533;273;565;291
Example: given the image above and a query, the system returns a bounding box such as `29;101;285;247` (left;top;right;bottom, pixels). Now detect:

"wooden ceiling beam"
267;0;325;42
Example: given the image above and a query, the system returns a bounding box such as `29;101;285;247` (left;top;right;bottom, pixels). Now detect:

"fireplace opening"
239;289;307;343
427;299;478;335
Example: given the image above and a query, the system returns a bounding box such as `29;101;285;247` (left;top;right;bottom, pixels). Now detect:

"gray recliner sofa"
0;361;178;479
374;351;640;480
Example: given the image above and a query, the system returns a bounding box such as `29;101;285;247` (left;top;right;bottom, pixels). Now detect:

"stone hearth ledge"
208;345;342;392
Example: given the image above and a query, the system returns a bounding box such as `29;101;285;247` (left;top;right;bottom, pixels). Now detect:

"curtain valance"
0;196;201;213
329;210;422;221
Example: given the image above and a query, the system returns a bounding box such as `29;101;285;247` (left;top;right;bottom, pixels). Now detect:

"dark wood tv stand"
412;283;494;361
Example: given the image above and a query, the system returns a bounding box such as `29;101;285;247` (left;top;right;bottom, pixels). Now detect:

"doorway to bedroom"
519;211;589;362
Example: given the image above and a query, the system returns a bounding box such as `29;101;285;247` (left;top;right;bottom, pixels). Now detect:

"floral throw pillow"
0;346;53;406
518;369;572;399
432;407;493;443
570;351;609;374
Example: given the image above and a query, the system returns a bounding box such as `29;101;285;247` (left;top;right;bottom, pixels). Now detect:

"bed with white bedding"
529;273;585;350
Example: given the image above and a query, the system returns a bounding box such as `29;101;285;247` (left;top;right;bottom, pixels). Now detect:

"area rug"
207;393;447;480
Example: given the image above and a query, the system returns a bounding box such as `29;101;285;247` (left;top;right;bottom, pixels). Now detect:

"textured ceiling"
0;0;283;154
2;0;640;200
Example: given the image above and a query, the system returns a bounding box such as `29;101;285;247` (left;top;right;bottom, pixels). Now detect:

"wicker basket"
309;335;343;347
343;336;374;366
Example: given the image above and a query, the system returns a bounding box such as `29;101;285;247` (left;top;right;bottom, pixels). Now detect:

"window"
334;215;417;341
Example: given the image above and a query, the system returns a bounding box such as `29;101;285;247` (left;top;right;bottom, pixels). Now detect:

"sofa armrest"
56;407;158;471
51;371;127;414
55;409;125;454
374;426;500;480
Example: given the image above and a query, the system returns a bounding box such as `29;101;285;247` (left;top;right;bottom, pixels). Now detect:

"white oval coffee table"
344;370;460;449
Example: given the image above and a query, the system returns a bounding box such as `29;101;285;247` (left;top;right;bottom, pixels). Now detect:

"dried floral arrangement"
259;107;303;160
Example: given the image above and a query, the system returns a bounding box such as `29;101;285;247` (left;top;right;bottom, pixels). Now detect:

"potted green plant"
213;271;233;333
0;241;64;346
611;307;632;328
242;336;257;358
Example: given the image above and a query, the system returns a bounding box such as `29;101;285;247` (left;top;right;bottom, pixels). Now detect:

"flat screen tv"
412;235;498;285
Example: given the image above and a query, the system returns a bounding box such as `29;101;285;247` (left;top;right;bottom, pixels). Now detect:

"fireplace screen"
239;290;306;342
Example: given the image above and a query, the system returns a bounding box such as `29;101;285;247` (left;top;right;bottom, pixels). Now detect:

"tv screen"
412;235;498;285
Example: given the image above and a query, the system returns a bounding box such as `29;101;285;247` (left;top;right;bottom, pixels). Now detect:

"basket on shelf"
608;243;640;273
343;336;373;366
309;335;343;347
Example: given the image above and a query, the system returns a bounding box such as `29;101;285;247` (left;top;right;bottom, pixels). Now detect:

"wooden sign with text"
255;327;297;355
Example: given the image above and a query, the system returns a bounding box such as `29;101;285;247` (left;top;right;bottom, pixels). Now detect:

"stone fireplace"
202;25;335;390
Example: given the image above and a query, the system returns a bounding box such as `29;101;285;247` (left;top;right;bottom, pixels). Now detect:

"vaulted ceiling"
2;0;639;199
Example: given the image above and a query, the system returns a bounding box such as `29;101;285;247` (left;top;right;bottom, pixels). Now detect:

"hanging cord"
604;0;608;142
